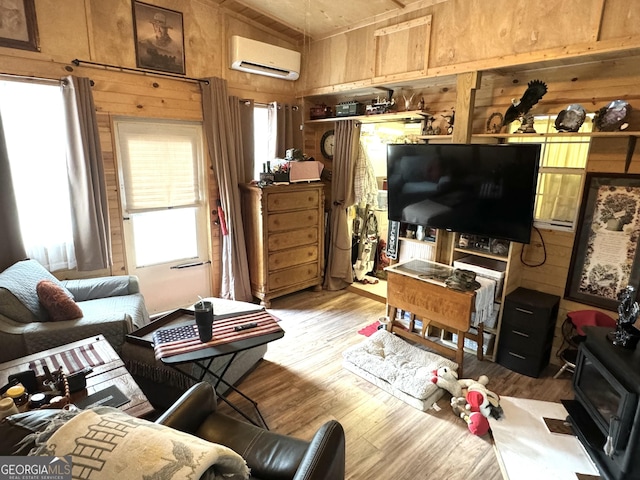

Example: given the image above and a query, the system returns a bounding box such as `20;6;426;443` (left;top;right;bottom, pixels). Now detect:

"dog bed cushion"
343;328;458;409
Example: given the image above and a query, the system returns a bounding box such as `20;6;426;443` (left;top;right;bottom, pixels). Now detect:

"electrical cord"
520;226;547;267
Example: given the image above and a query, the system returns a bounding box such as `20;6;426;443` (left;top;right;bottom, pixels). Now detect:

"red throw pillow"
36;280;83;322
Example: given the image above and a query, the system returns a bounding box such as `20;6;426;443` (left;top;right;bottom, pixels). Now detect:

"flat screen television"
387;143;541;244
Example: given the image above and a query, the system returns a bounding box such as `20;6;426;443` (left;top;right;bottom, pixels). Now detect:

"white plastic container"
453;255;506;299
0;397;18;420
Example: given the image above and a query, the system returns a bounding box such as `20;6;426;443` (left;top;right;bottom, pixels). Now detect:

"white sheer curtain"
0;80;76;271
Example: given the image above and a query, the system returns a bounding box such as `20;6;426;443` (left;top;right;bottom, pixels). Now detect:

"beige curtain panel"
324;120;360;291
62;75;112;271
202;77;252;302
268;102;303;159
0;111;26;272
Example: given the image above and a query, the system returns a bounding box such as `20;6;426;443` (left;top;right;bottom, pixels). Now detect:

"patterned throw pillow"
36;280;83;322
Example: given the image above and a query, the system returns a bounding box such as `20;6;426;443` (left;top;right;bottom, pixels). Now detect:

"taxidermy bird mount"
502;80;548;127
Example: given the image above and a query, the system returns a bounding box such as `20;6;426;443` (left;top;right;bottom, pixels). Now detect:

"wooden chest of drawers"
240;183;325;307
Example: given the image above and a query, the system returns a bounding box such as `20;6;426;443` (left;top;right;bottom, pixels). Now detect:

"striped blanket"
153;310;283;360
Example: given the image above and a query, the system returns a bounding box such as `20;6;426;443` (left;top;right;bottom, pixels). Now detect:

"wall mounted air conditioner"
230;35;300;81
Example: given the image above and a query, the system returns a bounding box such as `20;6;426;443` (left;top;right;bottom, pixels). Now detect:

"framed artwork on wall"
0;0;39;52
565;173;640;310
132;1;185;75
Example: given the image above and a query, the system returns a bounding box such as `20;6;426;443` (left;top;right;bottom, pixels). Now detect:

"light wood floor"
216;289;574;480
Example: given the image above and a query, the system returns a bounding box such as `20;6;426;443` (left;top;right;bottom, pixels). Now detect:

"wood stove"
563;326;640;480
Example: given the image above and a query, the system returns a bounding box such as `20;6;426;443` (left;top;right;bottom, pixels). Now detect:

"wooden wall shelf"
473;132;640;139
305;110;429;125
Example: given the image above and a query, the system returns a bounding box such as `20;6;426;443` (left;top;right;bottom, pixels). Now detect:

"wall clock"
320;129;334;160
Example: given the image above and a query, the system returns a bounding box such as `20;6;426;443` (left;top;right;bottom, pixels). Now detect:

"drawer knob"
515;307;533;315
508;352;526;360
513;330;530;338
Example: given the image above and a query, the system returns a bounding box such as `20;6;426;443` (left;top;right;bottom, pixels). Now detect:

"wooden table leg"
456;329;465;377
476;322;484;362
387;305;397;332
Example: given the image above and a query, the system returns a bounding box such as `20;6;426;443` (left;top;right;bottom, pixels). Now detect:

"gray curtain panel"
202;77;252;302
268;102;302;159
62;76;112;271
0;111;27;272
324;120;360;291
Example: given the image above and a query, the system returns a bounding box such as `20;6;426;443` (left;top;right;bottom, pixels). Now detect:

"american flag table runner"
28;344;107;376
153;310;283;360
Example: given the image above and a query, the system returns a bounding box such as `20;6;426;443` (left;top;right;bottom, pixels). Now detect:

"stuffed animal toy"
450;397;490;436
466;381;503;420
429;366;489;399
436;367;503;436
430;366;463;397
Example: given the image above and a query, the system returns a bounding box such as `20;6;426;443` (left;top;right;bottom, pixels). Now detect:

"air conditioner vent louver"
230;36;300;81
238;61;291;77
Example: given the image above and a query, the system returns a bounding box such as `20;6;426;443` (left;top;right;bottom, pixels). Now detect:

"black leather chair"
0;382;346;480
157;382;345;480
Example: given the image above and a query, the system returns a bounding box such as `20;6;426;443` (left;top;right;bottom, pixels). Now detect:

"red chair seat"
567;310;616;336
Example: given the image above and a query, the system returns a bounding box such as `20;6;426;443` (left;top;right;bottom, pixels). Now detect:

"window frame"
507;114;591;232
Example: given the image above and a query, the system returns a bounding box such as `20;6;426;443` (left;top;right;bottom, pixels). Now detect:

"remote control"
235;322;258;331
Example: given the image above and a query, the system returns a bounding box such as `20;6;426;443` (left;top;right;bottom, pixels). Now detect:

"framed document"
565;173;640;310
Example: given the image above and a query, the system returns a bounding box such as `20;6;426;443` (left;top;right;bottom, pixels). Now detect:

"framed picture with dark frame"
132;1;185;75
0;0;39;52
565;173;640;310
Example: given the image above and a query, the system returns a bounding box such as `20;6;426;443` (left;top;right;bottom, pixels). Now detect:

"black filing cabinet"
497;287;560;377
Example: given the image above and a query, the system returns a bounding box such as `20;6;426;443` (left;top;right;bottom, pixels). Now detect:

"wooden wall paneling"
373;15;431;83
96;112;126;275
451;71;480;143
206;158;221;297
91;90;203;119
301;26;376;91
35;0;91;60
430;0;603;69
0;52;71;79
302;41;328;92
186;0;225;78
599;0;640;40
587;137;630;173
86;0;134;67
342;27;376;85
520;229;575;284
627;138;640;174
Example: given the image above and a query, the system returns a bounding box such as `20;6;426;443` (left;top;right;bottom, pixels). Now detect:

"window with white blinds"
508;115;591;230
115;120;204;213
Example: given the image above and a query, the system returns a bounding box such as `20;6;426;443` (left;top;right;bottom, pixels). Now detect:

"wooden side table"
385;259;476;376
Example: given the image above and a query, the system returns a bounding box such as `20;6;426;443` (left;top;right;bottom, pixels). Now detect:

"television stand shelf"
445;232;524;362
